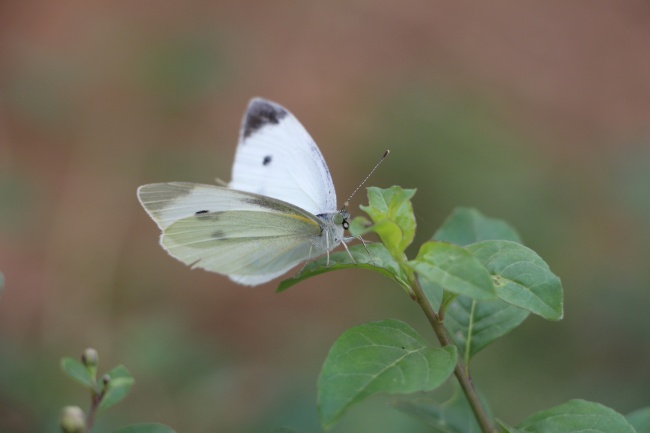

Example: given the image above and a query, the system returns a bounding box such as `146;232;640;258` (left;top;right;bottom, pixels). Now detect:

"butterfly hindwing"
162;211;318;285
229;98;337;216
137;182;324;285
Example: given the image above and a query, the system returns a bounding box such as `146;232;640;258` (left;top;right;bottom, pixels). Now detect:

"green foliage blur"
1;2;649;432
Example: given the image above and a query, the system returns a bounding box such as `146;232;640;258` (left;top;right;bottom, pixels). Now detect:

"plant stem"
85;393;100;432
85;383;107;433
410;277;497;433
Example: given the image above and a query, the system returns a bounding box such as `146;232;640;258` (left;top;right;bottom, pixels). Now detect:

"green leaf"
112;423;177;433
394;388;488;433
423;281;529;362
318;319;457;429
516;399;636;433
98;365;135;413
277;243;411;292
433;207;521;246
348;215;371;237
409;241;496;300
627;407;650;433
497;420;527;433
357;186;416;257
466;241;563;321
60;357;95;390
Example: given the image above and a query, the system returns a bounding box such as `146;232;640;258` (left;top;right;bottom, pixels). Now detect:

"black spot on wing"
195;212;221;221
243;100;288;139
211;230;226;239
262;155;272;166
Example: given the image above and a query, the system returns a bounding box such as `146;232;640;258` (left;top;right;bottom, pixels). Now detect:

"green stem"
85;378;108;433
85;392;101;433
410;276;496;433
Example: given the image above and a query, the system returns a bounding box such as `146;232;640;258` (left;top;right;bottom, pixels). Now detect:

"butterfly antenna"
342;150;390;211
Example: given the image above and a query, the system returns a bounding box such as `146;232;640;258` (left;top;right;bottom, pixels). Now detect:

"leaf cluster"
60;348;176;433
275;187;648;433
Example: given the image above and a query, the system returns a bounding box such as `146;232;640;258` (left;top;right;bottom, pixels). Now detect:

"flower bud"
81;348;98;367
60;406;86;433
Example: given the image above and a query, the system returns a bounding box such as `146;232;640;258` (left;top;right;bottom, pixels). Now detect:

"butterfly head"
333;209;351;231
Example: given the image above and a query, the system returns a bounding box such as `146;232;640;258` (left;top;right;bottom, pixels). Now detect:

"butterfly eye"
342;220;349;230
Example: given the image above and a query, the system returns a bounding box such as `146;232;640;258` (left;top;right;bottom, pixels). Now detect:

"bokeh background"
1;1;650;432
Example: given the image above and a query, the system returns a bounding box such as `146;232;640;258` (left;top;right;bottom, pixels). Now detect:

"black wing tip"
243;98;289;139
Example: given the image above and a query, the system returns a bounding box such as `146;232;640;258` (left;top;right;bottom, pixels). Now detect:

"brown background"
1;1;649;432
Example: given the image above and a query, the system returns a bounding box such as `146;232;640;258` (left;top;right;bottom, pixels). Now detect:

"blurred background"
1;1;649;432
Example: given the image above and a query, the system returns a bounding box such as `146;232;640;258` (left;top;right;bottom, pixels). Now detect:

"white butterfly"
137;98;355;286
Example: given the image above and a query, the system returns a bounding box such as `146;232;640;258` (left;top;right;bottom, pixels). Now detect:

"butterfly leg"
325;231;332;267
343;235;375;265
359;235;375;265
297;244;314;275
340;239;357;264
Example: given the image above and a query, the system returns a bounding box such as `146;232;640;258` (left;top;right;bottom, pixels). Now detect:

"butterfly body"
137;98;350;286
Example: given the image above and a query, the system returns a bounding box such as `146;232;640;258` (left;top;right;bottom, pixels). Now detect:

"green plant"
60;348;176;433
271;186;649;433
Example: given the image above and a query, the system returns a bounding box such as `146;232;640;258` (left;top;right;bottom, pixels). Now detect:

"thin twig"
410;276;496;433
85;377;108;433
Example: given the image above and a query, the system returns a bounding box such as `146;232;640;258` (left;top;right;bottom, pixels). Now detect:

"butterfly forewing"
229;98;336;216
137;182;321;229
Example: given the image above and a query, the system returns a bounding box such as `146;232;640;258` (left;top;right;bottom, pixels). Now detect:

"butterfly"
137;98;359;286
